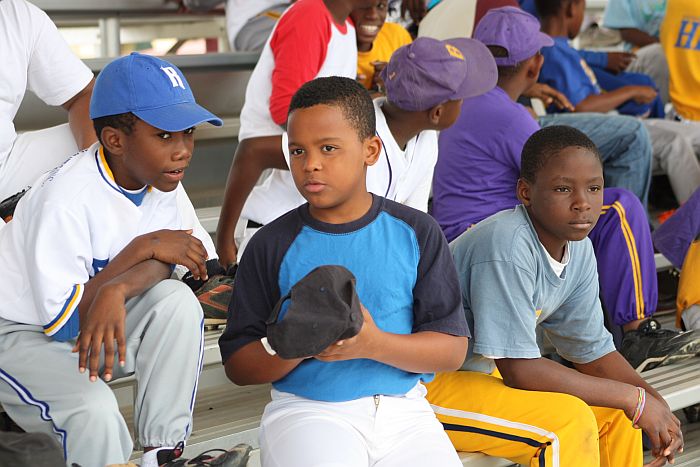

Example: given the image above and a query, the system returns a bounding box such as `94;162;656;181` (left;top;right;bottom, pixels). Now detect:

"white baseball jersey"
252;98;439;226
0;144;187;341
0;0;93;167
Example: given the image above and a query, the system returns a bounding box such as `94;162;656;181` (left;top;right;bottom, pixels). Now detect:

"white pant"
0;124;217;258
259;384;462;467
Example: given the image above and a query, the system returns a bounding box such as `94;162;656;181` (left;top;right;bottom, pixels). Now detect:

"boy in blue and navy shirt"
219;76;469;466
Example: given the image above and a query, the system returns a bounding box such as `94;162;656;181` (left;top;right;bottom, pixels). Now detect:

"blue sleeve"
539;242;616;363
519;0;538;17
602;0;636;29
540;45;599;108
578;49;608;68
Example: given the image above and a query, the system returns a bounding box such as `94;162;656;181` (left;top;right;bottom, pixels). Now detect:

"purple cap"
380;37;497;112
474;6;553;66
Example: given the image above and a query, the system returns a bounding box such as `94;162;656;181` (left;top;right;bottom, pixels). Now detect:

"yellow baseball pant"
677;239;700;327
426;371;643;467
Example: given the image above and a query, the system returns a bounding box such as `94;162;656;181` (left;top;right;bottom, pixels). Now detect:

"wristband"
631;387;646;428
261;337;277;356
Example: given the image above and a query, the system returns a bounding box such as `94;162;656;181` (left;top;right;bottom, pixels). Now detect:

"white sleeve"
26;202;92;341
175;183;217;259
23;1;93;106
402;132;438;212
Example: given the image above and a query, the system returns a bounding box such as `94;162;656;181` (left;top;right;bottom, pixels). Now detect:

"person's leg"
259;391;371;467
109;279;204;450
589;406;643;467
588;188;657;329
643;119;700;204
371;385;462;467
426;371;601;467
0;318;132;466
0;124;79;200
678;238;700;329
538;113;652;206
627;43;670;105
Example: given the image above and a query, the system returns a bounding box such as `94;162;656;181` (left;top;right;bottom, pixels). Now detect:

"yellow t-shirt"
357;22;412;90
661;0;700;120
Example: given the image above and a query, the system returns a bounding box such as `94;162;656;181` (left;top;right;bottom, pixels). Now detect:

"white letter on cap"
161;66;185;89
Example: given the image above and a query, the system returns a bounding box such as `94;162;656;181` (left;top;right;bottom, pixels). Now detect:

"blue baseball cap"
474;6;553;66
90;52;223;131
380;37;497;112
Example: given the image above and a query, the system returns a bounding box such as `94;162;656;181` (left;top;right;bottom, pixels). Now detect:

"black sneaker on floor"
163;443;252;466
620;319;700;372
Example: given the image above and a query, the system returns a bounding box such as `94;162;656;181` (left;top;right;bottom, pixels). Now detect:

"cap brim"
134;102;223;132
538;31;555;48
445;37;498;101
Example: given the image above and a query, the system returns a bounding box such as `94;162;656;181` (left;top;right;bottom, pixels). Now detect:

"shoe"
620;318;700;372
657;268;680;312
683;403;700;423
0;188;28;222
163;443;252;466
196;274;234;325
577;24;622;48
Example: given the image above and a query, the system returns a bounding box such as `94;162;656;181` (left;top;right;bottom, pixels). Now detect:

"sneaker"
620;318;700;372
0;188;28;222
196;274;234;325
163;443;252;466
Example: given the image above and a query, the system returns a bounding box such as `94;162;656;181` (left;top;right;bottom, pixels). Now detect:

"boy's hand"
139;229;209;280
630;85;658;104
523;83;574;112
72;284;127;382
314;305;382;362
635;394;683;461
606;52;635;73
217;241;238;271
371;61;388;94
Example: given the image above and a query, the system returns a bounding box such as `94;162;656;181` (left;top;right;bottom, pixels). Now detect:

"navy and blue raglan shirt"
219;194;469;402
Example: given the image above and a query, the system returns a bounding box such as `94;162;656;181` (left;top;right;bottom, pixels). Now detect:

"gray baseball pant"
0;279;204;467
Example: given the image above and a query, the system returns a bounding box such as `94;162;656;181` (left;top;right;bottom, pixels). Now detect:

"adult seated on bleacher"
659;0;700;150
602;0;670;104
428;125;684;467
537;0;700;207
351;0;412;92
0;0;95;205
433;5;700;373
216;0;367;267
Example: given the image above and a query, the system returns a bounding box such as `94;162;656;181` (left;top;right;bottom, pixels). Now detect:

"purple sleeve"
653;188;700;268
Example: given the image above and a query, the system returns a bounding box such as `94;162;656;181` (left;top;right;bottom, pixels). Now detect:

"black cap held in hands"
266;265;364;359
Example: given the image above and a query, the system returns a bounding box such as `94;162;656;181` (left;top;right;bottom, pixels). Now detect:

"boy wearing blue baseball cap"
0;53;222;467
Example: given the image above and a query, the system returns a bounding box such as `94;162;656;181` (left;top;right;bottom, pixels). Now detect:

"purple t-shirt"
432;87;540;242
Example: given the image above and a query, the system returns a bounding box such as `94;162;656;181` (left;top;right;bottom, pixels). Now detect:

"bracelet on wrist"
631;387;646;428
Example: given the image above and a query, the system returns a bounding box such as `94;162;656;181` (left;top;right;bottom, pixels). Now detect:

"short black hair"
520;125;602;182
288;76;375;141
534;0;569;18
93;112;139;145
487;45;526;79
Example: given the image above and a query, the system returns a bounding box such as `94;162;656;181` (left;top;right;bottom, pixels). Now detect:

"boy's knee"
76;382;122;425
146;279;203;323
556;394;598;446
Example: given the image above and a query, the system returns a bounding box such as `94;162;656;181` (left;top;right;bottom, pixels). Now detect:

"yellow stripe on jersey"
44;284;83;336
601;203;645;320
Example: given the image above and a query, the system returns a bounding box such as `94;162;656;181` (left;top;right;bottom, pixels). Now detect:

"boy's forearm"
574;88;637;113
78;235;158;312
496;356;638;417
63;78;98;150
575;351;668;407
371;331;468;373
224;340;304;385
216;137;287;255
79;259;172;322
620;28;659;47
